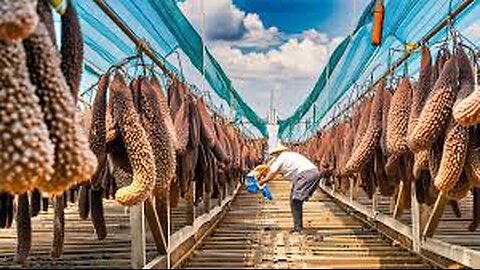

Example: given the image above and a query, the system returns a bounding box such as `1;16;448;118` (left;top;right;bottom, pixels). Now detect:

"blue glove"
257;183;273;201
262;185;273;200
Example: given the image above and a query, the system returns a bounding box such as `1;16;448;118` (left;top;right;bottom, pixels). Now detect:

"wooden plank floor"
0;196;219;269
182;180;433;269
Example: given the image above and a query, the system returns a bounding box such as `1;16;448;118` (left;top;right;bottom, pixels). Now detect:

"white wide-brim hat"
269;144;289;156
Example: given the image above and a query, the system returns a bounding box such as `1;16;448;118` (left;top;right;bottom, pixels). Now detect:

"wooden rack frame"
319;181;480;268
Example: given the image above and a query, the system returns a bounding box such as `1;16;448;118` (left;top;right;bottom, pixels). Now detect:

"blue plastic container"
245;175;259;193
245;175;273;200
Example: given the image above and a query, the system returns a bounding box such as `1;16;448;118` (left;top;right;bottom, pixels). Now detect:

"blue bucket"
245;175;259;193
244;175;273;200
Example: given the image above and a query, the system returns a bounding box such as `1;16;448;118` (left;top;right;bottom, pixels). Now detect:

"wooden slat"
393;180;411;219
423;193;448;238
144;198;167;255
155;196;169;242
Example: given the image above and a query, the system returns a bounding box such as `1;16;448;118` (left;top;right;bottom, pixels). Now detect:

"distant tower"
267;85;279;155
268;83;279;124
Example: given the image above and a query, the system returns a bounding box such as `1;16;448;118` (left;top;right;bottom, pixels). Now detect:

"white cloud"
178;0;246;41
301;29;330;44
209;31;342;118
178;0;281;46
178;0;343;119
464;20;480;41
241;13;282;48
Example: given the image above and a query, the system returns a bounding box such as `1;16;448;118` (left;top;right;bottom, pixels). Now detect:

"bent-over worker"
257;144;322;233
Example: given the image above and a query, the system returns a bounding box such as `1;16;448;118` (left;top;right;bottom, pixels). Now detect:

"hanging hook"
403;61;409;78
174;50;185;83
149;62;155;77
132;52;141;77
141;55;147;77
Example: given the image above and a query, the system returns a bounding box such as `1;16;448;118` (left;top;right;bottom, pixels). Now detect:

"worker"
257;143;322;233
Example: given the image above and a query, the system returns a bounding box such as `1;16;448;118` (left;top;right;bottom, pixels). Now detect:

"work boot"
291;199;304;232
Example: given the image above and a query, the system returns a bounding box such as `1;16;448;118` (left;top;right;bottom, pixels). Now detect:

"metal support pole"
200;0;206;102
93;0;173;78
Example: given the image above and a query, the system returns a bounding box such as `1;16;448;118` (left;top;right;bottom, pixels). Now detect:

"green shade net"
277;36;351;136
75;0;267;137
279;0;480;141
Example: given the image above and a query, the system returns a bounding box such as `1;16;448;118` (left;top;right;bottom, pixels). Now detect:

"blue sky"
234;0;370;36
179;0;372;119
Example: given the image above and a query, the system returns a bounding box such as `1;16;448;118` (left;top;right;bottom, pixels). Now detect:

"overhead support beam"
93;0;173;78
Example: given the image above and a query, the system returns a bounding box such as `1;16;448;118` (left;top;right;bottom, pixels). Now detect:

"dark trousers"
289;169;320;232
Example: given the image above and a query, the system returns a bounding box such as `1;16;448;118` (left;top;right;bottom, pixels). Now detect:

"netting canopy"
74;0;267;137
278;0;480;140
